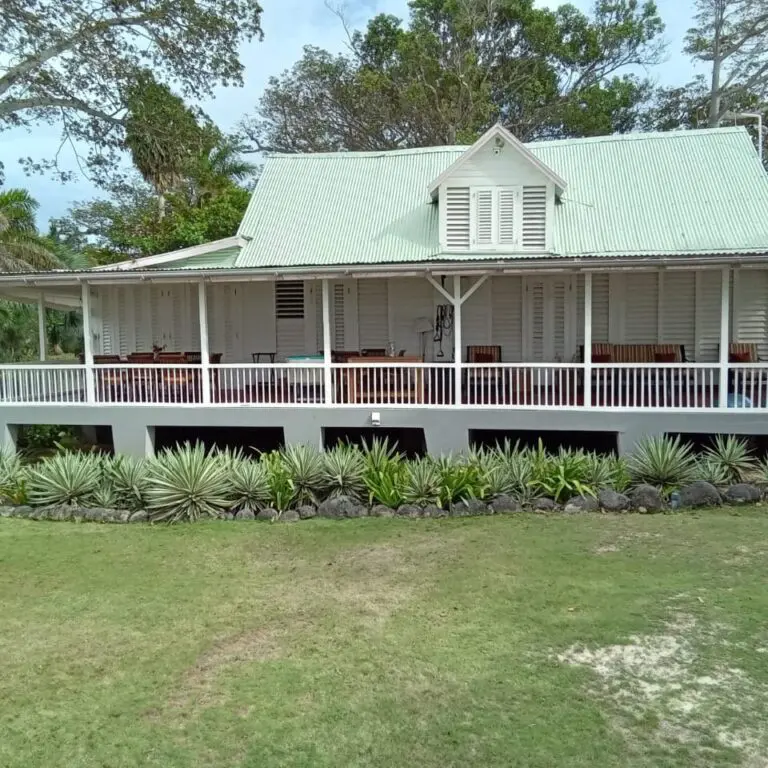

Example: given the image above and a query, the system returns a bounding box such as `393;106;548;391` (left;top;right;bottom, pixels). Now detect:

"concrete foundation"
2;404;768;457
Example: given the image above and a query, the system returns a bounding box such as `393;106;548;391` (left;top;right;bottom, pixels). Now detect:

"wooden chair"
126;352;155;363
361;348;386;357
465;345;502;403
345;356;424;404
726;343;759;363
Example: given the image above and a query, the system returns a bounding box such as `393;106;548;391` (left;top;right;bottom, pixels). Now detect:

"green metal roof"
145;246;239;270
232;127;768;269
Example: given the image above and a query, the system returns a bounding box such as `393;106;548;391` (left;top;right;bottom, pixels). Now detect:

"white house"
2;125;768;455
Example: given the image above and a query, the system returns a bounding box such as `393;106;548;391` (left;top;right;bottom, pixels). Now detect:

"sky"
0;0;700;228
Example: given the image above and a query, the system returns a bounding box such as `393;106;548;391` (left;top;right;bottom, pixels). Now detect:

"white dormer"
432;124;566;254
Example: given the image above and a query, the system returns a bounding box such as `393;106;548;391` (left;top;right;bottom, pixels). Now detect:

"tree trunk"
708;55;722;127
157;193;166;220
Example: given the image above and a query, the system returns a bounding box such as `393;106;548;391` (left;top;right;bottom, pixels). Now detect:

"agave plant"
492;444;535;502
703;435;755;484
105;455;150;511
434;454;488;507
322;444;366;500
530;447;595;502
627;435;697;493
361;437;402;474
262;451;296;513
693;456;730;487
401;458;441;506
607;455;632;493
0;447;24;503
281;444;324;505
90;483;120;509
583;452;614;490
145;443;234;522
26;452;103;507
230;458;271;512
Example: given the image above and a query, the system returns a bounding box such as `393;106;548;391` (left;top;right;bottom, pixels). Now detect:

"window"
276;281;304;319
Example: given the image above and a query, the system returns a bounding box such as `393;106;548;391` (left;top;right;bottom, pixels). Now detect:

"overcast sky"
0;0;700;227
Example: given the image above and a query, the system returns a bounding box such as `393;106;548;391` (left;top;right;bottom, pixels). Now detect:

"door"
523;275;574;362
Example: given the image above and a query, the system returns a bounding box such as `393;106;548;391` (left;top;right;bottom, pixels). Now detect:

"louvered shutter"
695;270;721;361
552;278;567;361
276;281;307;360
624;273;658;343
522;186;547;249
134;285;152;352
662;271;695;354
461;277;491;349
528;279;545;361
497;189;516;246
358;279;389;350
333;283;345;349
100;287;115;355
474;189;494;246
445;187;470;249
491;276;523;362
733;269;768;359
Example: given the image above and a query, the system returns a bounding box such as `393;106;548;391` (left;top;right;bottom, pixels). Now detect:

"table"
252;351;276;363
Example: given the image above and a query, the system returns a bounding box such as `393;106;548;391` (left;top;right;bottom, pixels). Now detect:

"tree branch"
0;96;124;125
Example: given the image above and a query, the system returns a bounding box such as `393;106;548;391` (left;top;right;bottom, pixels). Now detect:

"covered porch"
1;264;767;411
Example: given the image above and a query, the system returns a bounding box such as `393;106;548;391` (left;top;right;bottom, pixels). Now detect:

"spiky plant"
105;455;150;511
627;435;697;493
230;458;271;512
0;447;23;503
703;435;756;484
145;443;234;523
262;451;296;513
608;455;632;493
361;437;402;474
434;454;487;507
693;456;730;488
91;483;119;509
281;444;324;506
26;452;103;507
530;448;594;502
583;452;614;490
322;444;366;500
401;458;441;506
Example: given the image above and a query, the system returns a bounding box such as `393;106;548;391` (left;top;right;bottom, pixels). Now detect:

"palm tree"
186;138;257;206
0;189;61;272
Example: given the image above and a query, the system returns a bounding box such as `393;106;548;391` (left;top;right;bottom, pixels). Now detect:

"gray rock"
0;505;16;517
281;509;300;522
421;504;446;518
678;481;721;509
297;505;317;519
464;498;491;516
27;506;46;520
397;504;422;518
257;507;278;522
82;508;105;522
630;485;665;513
47;505;73;522
370;504;395;518
219;511;234;521
13;505;34;518
345;503;368;518
236;508;256;521
532;497;556;512
564;495;599;514
598;489;630;512
129;510;149;523
724;483;762;504
115;509;132;523
490;495;521;514
318;495;361;518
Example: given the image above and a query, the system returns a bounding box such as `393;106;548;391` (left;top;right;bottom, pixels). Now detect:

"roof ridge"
268;146;466;160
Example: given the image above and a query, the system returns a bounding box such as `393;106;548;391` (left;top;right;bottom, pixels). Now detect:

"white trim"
459;275;488;305
428;124;567;199
426;274;454;304
719;267;730;407
93;236;247;272
81;283;95;403
453;276;463;400
657;269;665;342
321;279;332;404
198;280;211;404
583;273;592;407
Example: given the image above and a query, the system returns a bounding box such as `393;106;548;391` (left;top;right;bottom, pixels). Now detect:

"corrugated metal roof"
234;127;768;269
145;247;239;270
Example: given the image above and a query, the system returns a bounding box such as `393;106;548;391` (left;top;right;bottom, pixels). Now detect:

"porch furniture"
284;355;324;403
252;351;276;363
465;345;503;403
361;348;386;356
724;343;761;363
345;356;424;404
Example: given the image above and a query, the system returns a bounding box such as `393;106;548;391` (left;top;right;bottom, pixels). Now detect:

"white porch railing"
1;361;768;410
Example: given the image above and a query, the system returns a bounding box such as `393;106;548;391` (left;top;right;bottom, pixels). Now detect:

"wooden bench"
580;344;686;363
345;356;424;404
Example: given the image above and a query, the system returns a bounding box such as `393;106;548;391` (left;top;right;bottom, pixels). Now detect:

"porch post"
321;279;332;404
453;276;462;405
719;266;730;408
197;280;211;404
37;291;46;362
583;272;592;408
81;282;95;403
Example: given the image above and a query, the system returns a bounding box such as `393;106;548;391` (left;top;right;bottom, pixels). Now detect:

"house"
2;124;768;456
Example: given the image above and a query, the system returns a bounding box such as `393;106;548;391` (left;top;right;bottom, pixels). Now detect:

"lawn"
1;512;767;767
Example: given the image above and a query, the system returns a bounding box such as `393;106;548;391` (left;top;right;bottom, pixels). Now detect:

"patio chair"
465;345;502;403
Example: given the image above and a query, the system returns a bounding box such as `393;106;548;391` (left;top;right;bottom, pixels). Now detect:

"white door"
523;275;574;362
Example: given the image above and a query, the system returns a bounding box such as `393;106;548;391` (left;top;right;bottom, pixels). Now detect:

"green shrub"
230;458;271;512
363;438;405;507
401;458;441;506
281;444;324;506
322;444;366;500
489;441;535;502
0;448;25;504
26;452;103;507
105;455;150;511
435;455;488;507
607;455;632;493
627;435;696;493
530;447;595;502
703;435;755;484
583;453;614;490
263;451;297;513
693;456;730;487
145;443;233;522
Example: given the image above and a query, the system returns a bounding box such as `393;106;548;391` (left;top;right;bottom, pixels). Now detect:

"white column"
198;280;211;404
453;275;462;405
321;279;333;404
584;272;592;408
719;266;730;408
37;291;46;362
81;282;95;403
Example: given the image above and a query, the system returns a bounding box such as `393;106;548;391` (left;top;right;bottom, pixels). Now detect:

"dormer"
431;125;566;254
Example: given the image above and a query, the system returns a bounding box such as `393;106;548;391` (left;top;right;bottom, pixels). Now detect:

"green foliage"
262;452;296;513
607;455;633;494
401;458;441;507
230;457;271;512
0;189;61;272
0;448;24;504
362;438;405;508
145;443;233;523
322;444;366;501
105;456;150;511
281;444;324;506
530;447;596;503
434;455;488;507
693;456;730;488
703;435;755;485
26;452;103;507
627;435;697;493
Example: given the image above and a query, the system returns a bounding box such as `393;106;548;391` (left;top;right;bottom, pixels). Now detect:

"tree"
242;0;664;152
685;0;768;126
0;0;263;182
0;189;61;272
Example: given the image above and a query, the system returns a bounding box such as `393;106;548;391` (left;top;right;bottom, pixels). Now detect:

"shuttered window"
276;281;305;319
470;186;519;250
445;187;471;249
522;186;547;249
498;190;516;245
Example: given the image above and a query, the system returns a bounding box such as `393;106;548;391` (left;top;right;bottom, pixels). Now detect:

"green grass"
1;510;768;767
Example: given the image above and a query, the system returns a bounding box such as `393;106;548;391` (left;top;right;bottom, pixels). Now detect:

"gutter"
1;252;768;286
